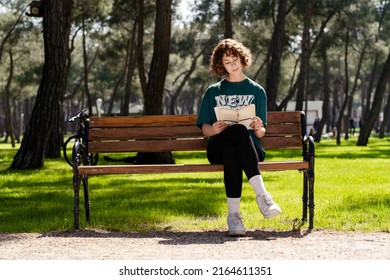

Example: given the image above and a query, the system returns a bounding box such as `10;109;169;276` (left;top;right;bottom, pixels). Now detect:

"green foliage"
0;136;389;233
1;0;390;143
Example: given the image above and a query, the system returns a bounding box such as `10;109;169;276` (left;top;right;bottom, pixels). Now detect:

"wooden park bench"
71;111;315;230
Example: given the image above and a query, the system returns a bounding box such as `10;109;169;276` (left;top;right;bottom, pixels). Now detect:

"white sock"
249;174;267;196
227;197;240;214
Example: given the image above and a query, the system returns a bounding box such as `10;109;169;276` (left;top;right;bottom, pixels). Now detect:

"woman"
196;39;281;236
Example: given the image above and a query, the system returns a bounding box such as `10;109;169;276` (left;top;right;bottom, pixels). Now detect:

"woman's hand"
201;122;228;137
250;116;266;138
212;120;229;134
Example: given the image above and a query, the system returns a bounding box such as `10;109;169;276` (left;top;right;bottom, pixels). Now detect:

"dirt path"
1;229;389;260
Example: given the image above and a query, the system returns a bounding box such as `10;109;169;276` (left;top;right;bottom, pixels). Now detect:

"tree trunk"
143;0;172;115
265;0;287;111
363;1;387;121
82;16;93;115
357;50;390;146
11;0;72;169
295;0;312;111
46;0;73;158
108;55;127;116
137;0;146;97
4;49;15;147
12;97;20;143
314;47;330;142
336;22;350;145
363;57;378;121
378;86;390;138
136;0;173;164
224;0;233;39
121;20;138;116
344;39;368;140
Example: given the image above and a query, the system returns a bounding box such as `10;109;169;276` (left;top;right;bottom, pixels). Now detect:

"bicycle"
63;109;98;168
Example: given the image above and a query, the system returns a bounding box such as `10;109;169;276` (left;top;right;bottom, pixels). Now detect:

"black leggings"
206;124;263;198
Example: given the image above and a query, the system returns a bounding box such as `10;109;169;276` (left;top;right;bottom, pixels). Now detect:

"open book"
214;104;255;129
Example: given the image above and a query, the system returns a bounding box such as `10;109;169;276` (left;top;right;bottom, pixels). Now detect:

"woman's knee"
228;124;249;137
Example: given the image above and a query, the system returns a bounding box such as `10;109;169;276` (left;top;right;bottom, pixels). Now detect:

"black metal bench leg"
308;169;315;229
307;136;315;229
82;176;91;223
302;171;308;224
73;173;81;230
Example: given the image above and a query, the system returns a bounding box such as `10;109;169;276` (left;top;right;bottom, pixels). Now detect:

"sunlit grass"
0;136;389;233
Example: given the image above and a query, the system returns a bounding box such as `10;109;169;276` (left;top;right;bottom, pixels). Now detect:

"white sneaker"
227;213;246;236
256;192;282;219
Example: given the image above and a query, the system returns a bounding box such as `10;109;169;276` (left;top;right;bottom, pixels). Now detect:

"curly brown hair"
209;39;252;77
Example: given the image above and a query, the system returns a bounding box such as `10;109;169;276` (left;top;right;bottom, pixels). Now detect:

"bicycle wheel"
63;135;80;167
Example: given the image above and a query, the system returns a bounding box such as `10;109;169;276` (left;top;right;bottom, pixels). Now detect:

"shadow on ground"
39;228;313;245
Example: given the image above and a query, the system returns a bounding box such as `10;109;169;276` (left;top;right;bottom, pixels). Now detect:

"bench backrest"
86;111;305;154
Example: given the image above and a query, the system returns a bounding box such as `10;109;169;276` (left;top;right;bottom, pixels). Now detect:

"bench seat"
78;161;310;175
71;111;315;230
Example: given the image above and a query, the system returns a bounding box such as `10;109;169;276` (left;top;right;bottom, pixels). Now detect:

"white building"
286;101;323;134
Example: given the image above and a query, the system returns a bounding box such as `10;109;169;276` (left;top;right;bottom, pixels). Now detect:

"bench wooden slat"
89;114;198;128
89;139;209;153
89;137;302;153
89;126;203;141
88;111;302;128
266;123;301;136
78;161;310;175
88;123;302;142
261;136;303;148
267;111;301;124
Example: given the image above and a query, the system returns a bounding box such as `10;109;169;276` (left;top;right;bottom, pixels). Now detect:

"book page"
237;104;255;129
214;104;255;129
214;107;239;126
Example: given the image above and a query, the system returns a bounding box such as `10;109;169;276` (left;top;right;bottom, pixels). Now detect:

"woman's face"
222;52;243;75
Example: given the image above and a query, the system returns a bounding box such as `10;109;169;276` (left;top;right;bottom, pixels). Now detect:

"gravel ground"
1;229;389;260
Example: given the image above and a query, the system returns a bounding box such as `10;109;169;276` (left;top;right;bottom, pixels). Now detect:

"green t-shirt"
196;77;267;159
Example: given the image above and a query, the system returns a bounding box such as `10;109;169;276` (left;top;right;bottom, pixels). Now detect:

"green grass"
0;136;389;233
